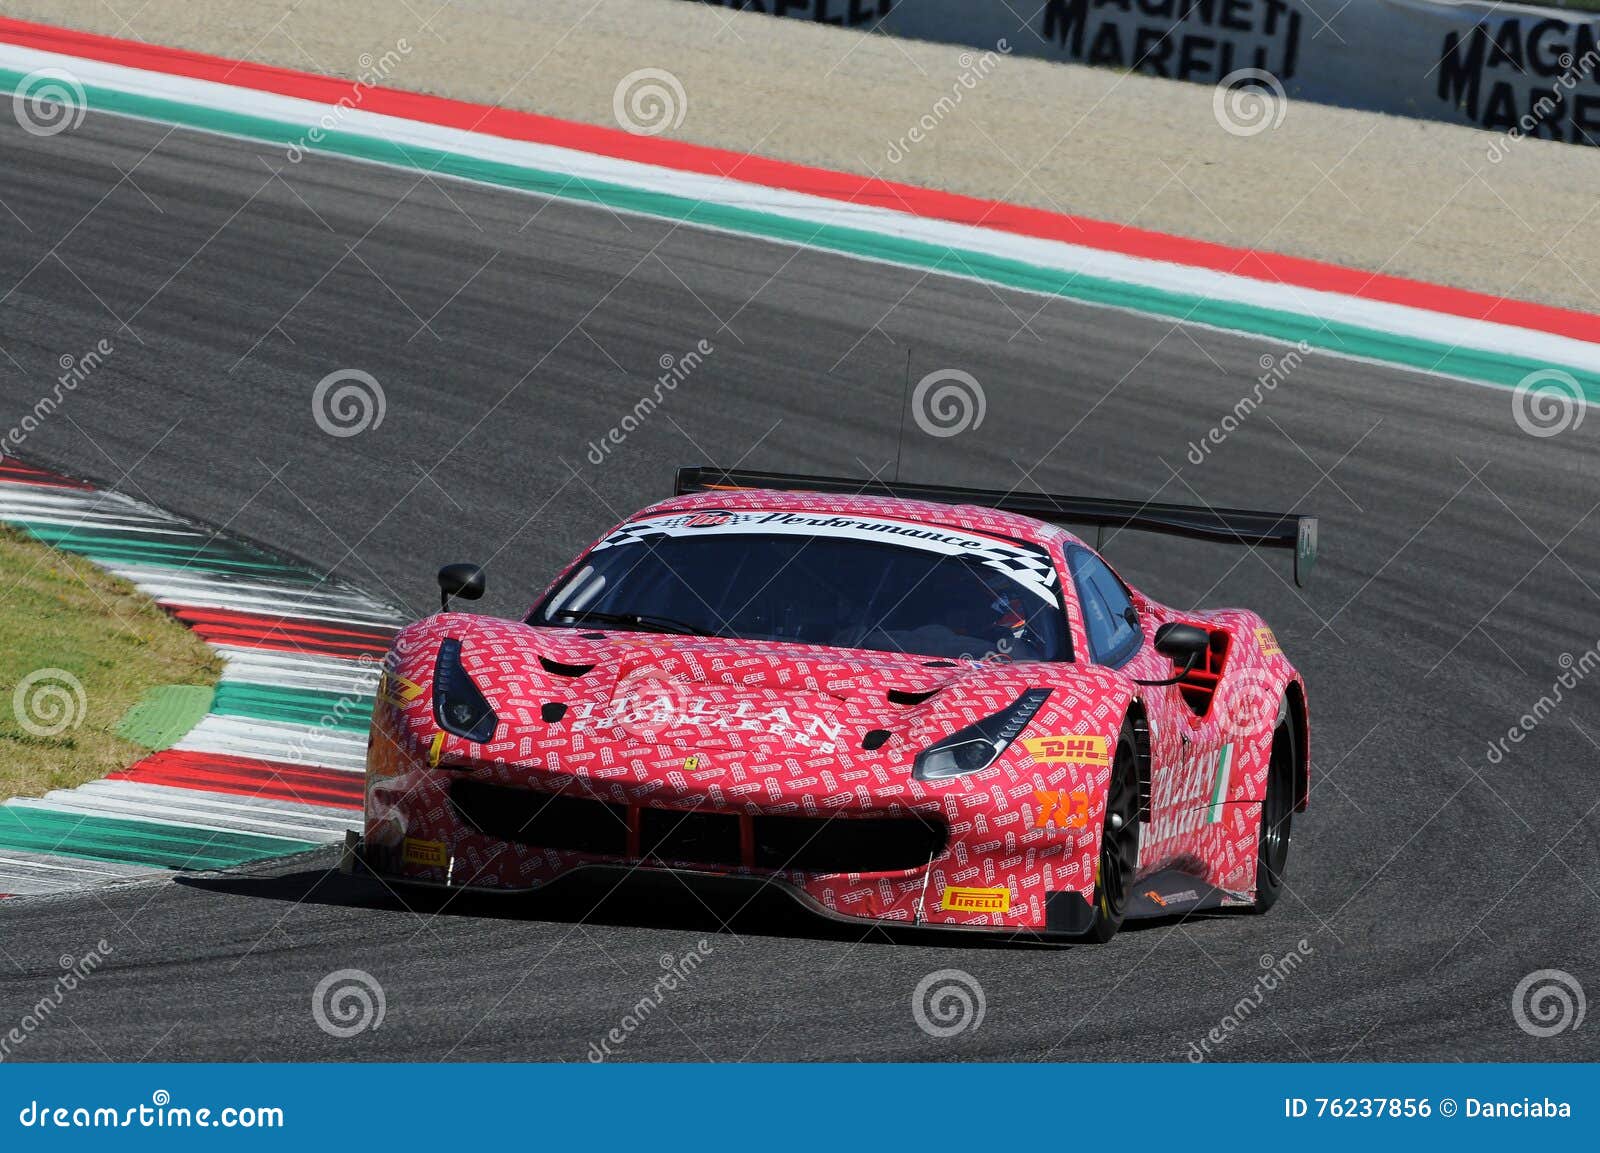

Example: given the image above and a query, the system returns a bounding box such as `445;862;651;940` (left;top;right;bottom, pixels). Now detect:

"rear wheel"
1082;720;1141;943
1252;701;1295;913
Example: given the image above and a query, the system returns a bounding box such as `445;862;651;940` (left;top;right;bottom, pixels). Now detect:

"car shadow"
176;866;1083;951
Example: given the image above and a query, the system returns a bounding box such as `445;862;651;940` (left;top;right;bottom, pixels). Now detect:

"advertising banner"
687;0;1600;146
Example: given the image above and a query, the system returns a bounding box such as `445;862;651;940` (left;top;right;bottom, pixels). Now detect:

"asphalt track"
1;109;1598;1062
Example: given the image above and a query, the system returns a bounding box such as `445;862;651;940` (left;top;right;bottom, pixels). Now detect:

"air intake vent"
447;780;946;875
539;656;594;677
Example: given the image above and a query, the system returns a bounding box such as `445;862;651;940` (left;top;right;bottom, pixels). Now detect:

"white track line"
174;716;369;774
47;781;357;840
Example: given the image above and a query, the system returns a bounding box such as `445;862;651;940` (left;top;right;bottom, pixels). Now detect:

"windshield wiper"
549;608;715;637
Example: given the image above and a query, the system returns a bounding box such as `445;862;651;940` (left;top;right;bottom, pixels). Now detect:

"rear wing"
673;466;1319;587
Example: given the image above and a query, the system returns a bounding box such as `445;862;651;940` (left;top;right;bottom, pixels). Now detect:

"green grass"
0;525;220;803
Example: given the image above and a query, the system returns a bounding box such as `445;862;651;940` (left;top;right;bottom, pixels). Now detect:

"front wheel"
1251;700;1296;913
1081;720;1141;943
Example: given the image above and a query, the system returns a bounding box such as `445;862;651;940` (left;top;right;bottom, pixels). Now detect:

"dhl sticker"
1034;788;1090;829
378;671;425;708
402;838;448;868
428;732;445;768
940;885;1011;914
1255;626;1281;656
1023;734;1110;768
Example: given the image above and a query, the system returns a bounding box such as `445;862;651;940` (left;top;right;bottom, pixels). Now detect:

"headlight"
432;638;498;743
913;688;1051;781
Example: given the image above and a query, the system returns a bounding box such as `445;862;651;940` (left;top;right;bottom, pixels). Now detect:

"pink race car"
352;468;1315;942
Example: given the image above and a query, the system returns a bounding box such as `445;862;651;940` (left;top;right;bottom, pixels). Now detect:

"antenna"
893;346;912;483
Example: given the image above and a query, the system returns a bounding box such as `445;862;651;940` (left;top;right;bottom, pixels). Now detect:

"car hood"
385;613;1133;778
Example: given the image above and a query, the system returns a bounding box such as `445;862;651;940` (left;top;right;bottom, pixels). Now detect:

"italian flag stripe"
1208;744;1234;824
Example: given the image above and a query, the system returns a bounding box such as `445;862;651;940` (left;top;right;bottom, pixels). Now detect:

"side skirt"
1124;867;1252;920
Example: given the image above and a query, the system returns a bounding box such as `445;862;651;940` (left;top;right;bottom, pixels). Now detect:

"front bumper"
362;716;1102;935
339;830;1099;939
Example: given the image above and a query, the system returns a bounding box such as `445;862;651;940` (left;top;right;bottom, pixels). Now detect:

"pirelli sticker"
940;885;1011;914
1023;734;1110;769
1255;626;1281;656
402;837;448;869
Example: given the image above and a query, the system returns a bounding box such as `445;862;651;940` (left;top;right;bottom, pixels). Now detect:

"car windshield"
533;510;1068;661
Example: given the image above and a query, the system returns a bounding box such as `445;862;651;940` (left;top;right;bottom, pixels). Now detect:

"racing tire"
1251;699;1295;914
1081;719;1141;943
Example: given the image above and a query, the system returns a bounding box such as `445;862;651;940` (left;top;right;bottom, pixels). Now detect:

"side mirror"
1153;622;1210;670
438;563;485;611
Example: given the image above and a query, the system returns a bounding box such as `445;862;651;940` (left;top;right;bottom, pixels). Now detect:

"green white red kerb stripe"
0;16;1597;402
0;460;402;898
